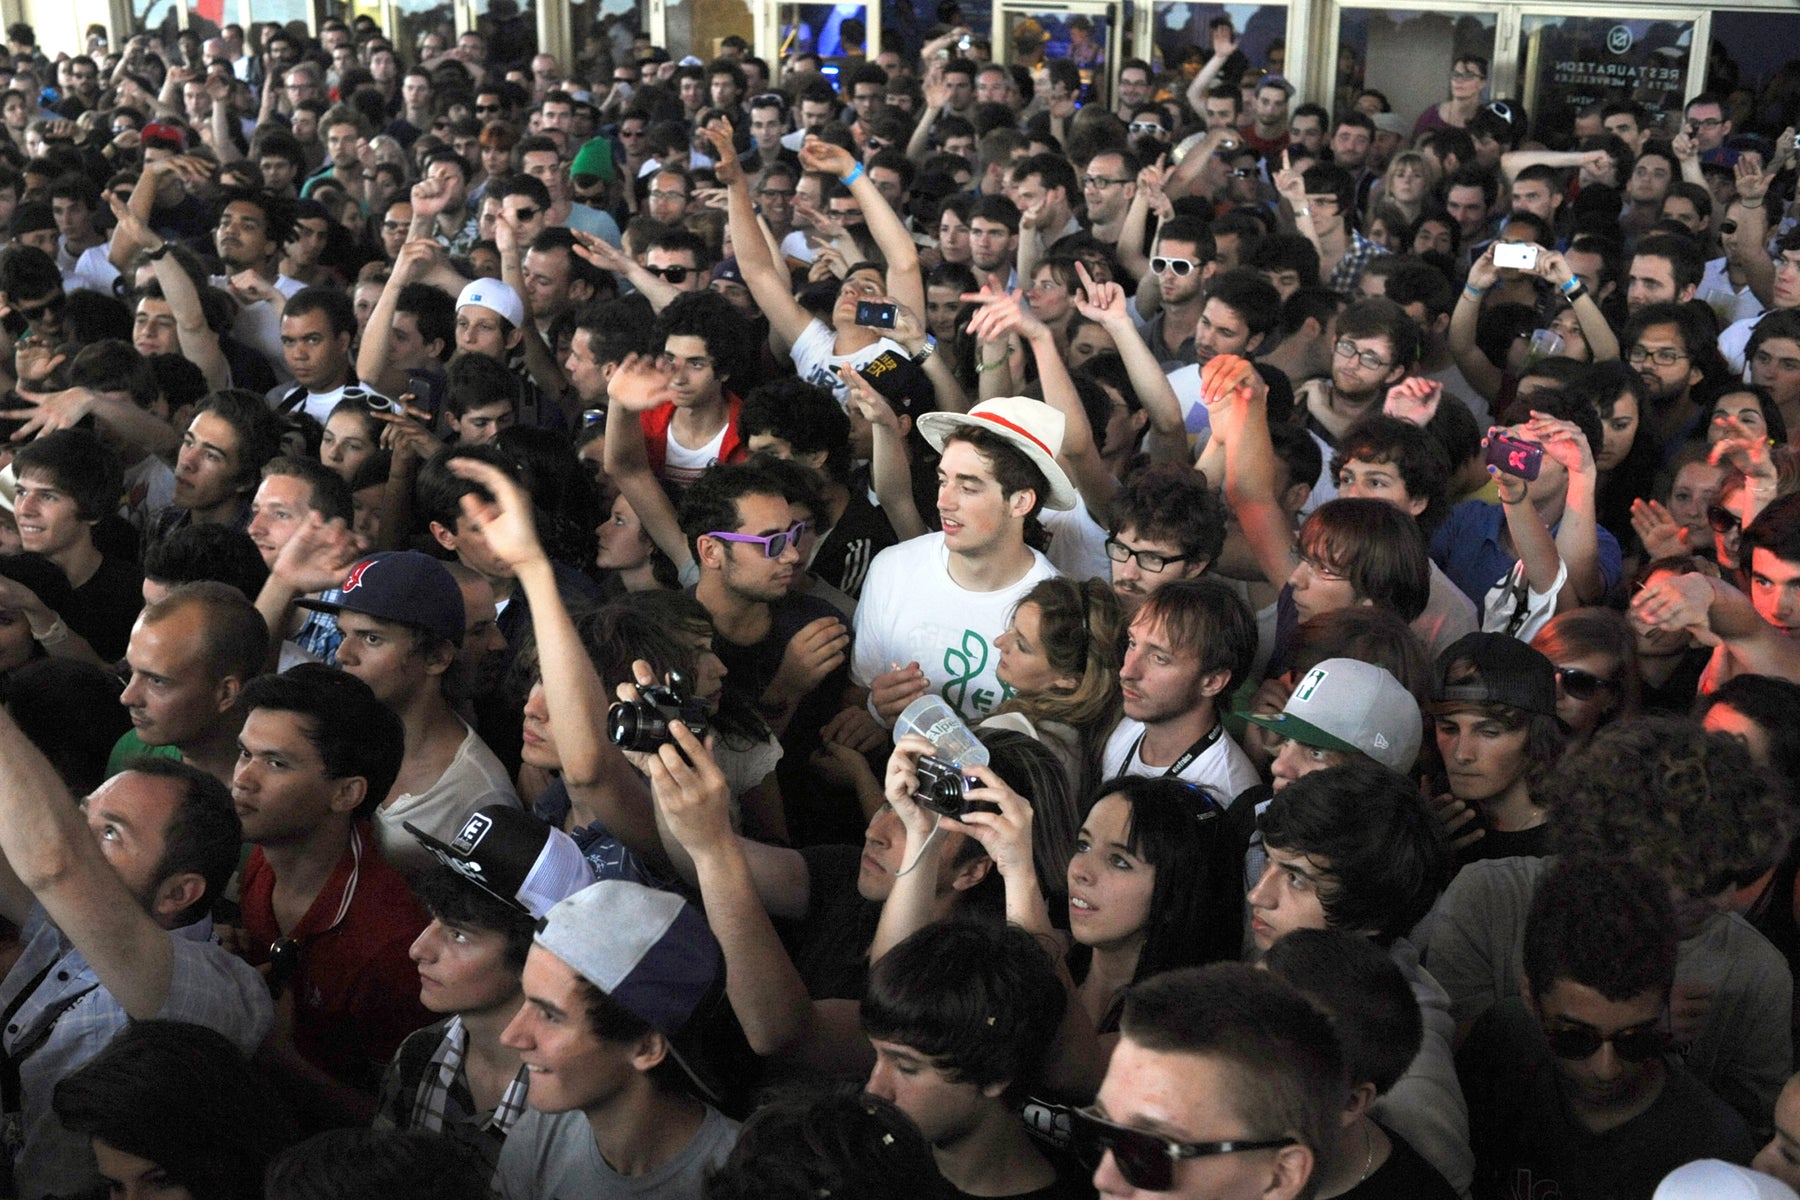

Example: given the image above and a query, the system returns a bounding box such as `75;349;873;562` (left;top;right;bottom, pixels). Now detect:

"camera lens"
607;701;671;751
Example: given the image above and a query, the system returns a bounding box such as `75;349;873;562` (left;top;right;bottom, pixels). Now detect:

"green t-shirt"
107;728;183;777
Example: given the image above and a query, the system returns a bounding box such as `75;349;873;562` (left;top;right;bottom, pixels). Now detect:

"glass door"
1331;5;1498;131
648;0;751;64
1514;9;1707;145
1140;2;1288;85
990;0;1122;109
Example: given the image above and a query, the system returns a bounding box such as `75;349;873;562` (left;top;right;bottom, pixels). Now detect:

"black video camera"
607;672;709;752
914;755;1000;819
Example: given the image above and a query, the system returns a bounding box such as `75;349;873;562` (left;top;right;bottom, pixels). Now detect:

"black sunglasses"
1707;504;1742;535
1554;666;1615;701
1543;1022;1665;1063
1068;1106;1295;1192
15;294;64;321
510;206;541;221
645;265;692;283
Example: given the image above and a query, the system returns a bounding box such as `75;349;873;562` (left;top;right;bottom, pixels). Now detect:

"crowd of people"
0;6;1797;1200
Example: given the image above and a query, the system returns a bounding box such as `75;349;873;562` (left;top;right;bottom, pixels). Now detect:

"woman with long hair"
1530;607;1640;745
982;577;1124;802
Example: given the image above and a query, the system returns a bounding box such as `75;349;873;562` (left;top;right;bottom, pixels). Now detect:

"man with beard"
1105;464;1226;615
968;194;1021;294
1079;149;1137;251
1134;216;1218;370
209;188;302;383
1623;302;1716;455
1294;297;1417;504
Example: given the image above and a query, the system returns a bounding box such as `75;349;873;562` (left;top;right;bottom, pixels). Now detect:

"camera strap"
1128;722;1224;780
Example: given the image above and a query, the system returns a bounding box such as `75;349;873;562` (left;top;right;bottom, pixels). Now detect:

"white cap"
456;278;525;329
1655;1162;1799;1200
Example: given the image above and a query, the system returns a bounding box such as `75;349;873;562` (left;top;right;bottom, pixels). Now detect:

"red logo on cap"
342;560;374;592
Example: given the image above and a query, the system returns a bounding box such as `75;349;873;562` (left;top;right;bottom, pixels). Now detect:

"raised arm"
1449;246;1505;404
1488;434;1562;600
494;213;569;405
0;706;179;1018
1535;249;1618;362
1528;413;1605;606
1734;154;1778;308
1075;262;1188;466
600;354;697;576
1630;572;1800;682
842;366;926;539
1116;155;1165;286
799;135;923;317
356;241;436;399
705;121;814;346
448;458;673;878
1184;24;1238;116
1497;148;1586;188
1211;356;1302;590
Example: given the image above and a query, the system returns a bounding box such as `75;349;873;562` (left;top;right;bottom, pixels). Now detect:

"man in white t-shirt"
853;397;1076;723
1101;575;1261;800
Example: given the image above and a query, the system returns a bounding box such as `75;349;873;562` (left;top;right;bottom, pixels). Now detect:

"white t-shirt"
1720;314;1760;377
62;242;120;295
1100;717;1259;803
1701;258;1765;329
213;273;307;385
788;318;910;410
267;381;354;424
373;723;520;878
1042;494;1110;583
662;420;732;486
852;532;1060;722
779;229;816;265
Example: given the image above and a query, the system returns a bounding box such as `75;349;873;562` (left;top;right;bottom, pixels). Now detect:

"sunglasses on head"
1068;1106;1295;1192
705;520;810;558
1554;666;1615;701
645;265;693;283
1543;1022;1665;1063
1707;504;1742;535
1151;256;1197;276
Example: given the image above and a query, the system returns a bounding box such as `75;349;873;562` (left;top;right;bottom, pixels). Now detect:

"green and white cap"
1242;658;1421;772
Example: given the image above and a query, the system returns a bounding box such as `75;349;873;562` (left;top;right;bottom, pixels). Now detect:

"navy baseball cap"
295;550;465;646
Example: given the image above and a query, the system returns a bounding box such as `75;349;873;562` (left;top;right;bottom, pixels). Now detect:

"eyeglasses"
648;189;688;202
757;187;796;200
1691;116;1725;128
1543;1022;1665;1063
646;265;693;283
1707;504;1742;535
1105;538;1189;573
866;137;891;151
1128;121;1166;135
14;294;64;321
705;520;810;558
620;126;648;138
1333;338;1392;371
1082;175;1131;190
1450;69;1487;81
1297;553;1349;582
1626;345;1689;367
1554;666;1616;701
1151;256;1198;276
1068;1106;1296;1193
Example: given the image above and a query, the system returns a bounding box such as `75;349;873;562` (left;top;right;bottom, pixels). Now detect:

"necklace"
1358;1120;1374;1184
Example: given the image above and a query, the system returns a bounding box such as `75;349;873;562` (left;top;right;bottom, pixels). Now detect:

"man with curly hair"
1457;856;1756;1198
1428;715;1793;1129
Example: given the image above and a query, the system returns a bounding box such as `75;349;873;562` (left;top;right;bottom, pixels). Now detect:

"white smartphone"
1494;242;1539;271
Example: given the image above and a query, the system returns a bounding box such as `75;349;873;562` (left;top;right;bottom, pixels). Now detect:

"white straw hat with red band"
916;396;1079;511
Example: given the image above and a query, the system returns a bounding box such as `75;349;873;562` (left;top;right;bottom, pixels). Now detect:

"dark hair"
215;186;296;254
1256;758;1452;944
1153;214;1215;262
704;1087;947;1200
1121;965;1345;1164
445;353;520;422
13;428;123;522
1298;498;1431;622
2;658;131;794
1072;778;1244;1001
238;664;406;821
394;283;456;360
862;921;1065;1103
414;444;519;533
1134;577;1257;701
677;461;784;561
411;865;536;972
1106;463;1227;567
1206;268;1283;341
265;1129;488;1200
195;389;285;490
1330;416;1451;537
68;339;158;410
121;756;244;926
1632;233;1706;296
1383;259;1457;324
143;525;269;597
1263;928;1422;1095
1550;716;1790;899
283;285;357;340
657;290;755;392
1300;161;1355;217
54;1020;297;1200
1334;297;1419;372
1696;676;1800;781
1523;856;1677;1002
1743;491;1800;568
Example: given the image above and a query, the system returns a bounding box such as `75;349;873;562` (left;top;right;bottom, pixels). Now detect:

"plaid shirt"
1326;229;1392;296
375;1016;531;1182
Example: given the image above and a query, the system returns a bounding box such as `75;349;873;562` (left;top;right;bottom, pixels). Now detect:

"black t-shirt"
949;1146;1096;1200
1341;1123;1459;1200
66;553;144;663
787;843;880;1001
1458;997;1755;1200
1456;822;1552;870
811;484;896;601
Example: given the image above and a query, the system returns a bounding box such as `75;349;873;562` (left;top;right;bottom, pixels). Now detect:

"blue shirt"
1430;499;1623;608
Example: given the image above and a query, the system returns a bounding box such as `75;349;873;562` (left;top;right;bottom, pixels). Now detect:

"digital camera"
607;674;709;752
914;756;1001;818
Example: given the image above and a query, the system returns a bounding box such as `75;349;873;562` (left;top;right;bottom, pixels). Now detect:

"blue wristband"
840;162;865;187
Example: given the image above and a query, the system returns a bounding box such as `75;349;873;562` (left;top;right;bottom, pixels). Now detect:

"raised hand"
410;175;450;219
697;119;741;185
570;229;632;274
271;511;365;594
1198;353;1262;414
1209;22;1239;59
841;365;901;431
881;732;943;842
1628;572;1721;648
1383;377;1443;426
12;337;66;388
962;288;1047;343
1629;497;1690;559
448;456;544;572
1073;261;1128;326
226;270;279;306
644;720;735;860
1523;412;1595;480
605;352;679;412
766;615;852;706
10;384;91;442
798;135;856;180
870;661;929;723
1466;242;1501;292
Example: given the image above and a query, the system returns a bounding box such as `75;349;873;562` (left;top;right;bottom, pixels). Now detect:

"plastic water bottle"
894;695;990;769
